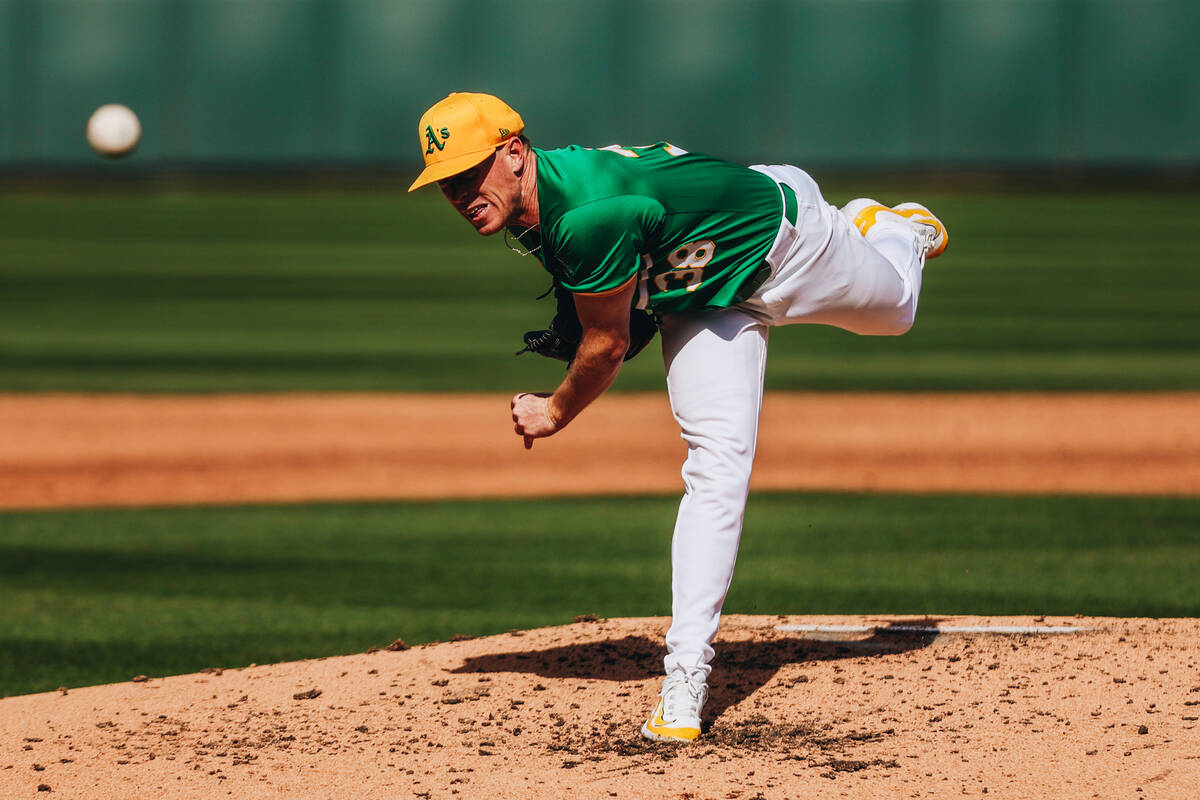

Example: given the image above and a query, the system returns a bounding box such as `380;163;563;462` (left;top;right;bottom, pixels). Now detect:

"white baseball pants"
660;164;926;676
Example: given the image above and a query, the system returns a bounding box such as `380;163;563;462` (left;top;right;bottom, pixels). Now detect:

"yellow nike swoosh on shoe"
641;699;701;742
850;203;891;237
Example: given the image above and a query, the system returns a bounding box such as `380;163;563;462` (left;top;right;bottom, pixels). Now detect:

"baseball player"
409;92;948;743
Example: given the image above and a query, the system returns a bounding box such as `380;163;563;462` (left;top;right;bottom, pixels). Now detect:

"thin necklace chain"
503;224;542;257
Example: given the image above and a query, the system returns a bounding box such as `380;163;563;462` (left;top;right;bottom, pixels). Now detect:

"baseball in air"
86;104;141;158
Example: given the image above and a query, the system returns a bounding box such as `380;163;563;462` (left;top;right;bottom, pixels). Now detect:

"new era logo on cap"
408;93;525;192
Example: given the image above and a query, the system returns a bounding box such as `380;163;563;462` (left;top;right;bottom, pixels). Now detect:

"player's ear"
506;137;527;177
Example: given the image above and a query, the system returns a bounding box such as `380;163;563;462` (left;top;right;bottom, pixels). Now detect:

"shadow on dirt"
453;620;941;726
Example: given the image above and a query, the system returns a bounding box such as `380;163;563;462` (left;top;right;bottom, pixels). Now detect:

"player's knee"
681;447;755;492
859;305;915;336
887;313;915;336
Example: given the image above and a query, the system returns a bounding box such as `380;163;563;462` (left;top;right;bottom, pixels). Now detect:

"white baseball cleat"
892;202;949;258
841;198;949;259
641;667;708;742
840;197;886;230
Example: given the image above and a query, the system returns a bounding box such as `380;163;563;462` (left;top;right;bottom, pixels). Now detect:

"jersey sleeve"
550;195;664;294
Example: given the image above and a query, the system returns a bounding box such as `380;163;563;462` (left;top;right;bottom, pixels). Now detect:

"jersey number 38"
654;239;716;294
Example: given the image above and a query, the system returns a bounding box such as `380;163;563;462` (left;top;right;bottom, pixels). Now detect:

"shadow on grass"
452;620;940;725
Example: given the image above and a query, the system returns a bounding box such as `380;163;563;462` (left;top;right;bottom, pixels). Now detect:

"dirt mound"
2;615;1197;799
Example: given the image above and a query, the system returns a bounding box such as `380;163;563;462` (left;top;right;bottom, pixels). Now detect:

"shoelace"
661;671;706;721
514;328;560;356
912;221;939;254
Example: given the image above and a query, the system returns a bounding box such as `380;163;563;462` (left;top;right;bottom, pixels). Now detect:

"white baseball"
86;104;142;158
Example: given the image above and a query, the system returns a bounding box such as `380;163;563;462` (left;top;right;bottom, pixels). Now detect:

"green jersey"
514;144;786;313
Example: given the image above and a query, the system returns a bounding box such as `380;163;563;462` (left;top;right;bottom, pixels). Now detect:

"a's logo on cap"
424;125;451;155
498;128;510;138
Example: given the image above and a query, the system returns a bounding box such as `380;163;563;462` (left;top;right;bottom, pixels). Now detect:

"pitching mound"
2;615;1197;799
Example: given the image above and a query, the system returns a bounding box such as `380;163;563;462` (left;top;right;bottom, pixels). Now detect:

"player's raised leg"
742;168;938;337
647;307;769;741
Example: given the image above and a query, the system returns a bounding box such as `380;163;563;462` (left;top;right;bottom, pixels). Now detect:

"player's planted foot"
641;667;708;742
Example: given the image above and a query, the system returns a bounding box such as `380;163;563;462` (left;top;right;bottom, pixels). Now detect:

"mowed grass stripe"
2;492;1197;697
0;188;1197;391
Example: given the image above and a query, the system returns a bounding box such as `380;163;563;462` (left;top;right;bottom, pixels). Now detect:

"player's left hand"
511;392;561;449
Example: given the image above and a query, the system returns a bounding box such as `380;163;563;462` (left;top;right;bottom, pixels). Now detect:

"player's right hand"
511;392;561;449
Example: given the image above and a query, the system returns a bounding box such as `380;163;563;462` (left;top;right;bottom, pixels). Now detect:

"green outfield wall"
1;0;1197;169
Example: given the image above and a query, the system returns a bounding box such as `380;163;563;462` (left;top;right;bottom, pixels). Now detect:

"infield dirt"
2;615;1198;799
1;392;1197;509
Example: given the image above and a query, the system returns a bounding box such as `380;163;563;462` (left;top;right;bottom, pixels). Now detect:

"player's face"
438;149;523;236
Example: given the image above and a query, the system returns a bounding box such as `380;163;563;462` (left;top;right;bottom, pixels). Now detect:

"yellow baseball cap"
407;92;525;192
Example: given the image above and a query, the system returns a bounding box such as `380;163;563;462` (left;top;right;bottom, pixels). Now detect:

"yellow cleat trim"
851;203;890;237
854;201;950;259
641;699;701;742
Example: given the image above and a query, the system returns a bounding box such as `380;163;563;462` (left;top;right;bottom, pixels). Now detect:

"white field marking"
776;624;1091;635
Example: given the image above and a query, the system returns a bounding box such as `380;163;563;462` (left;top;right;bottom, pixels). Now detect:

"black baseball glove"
516;282;659;364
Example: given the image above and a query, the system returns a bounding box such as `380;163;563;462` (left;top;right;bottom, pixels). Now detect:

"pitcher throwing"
408;92;948;742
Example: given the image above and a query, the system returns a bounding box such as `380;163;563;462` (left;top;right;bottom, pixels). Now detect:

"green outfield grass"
2;491;1197;697
0;187;1197;392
